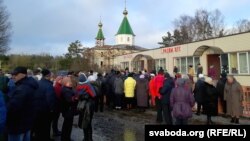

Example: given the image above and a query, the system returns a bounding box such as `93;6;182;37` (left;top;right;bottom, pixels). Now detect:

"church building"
83;7;146;71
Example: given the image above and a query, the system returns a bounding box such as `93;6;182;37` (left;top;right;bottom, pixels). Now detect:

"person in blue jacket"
33;69;56;141
6;66;39;141
0;90;6;141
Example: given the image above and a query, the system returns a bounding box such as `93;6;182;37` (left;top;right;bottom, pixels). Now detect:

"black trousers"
220;99;227;114
61;116;74;141
115;94;123;107
83;120;93;141
155;97;163;122
162;104;173;125
33;111;52;141
52;109;61;134
106;92;115;108
95;95;104;112
197;102;203;114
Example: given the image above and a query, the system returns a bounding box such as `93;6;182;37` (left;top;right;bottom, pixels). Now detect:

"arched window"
127;37;130;42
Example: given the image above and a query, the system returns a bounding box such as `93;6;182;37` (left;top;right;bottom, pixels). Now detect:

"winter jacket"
61;86;77;118
90;78;102;96
124;77;136;98
170;78;195;119
34;78;56;113
196;67;203;77
149;78;156;97
0;91;6;133
203;82;218;116
136;78;149;107
114;77;124;94
208;68;216;80
6;77;38;134
54;82;62;99
160;77;175;105
107;73;116;95
0;75;9;94
224;79;243;117
76;83;96;129
193;79;206;103
151;74;165;99
216;77;227;100
76;83;96;98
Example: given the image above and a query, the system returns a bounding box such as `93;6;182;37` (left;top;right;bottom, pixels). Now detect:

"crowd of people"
0;65;245;141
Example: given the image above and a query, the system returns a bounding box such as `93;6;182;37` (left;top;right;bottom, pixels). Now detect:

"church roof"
96;28;105;40
116;10;135;36
96;22;105;40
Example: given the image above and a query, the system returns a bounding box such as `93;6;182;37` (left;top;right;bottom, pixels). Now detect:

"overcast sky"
4;0;250;56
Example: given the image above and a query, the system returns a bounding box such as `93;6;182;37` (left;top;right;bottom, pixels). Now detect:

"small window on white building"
155;58;166;71
221;54;229;73
238;52;248;74
127;37;130;42
194;57;200;73
249;52;250;74
181;57;187;74
175;58;181;72
229;53;238;74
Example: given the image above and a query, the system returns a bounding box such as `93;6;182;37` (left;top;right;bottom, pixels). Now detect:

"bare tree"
209;9;225;37
236;19;250;33
0;0;11;54
194;9;212;40
174;15;195;43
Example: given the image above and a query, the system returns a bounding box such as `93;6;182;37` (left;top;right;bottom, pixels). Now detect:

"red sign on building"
161;46;181;54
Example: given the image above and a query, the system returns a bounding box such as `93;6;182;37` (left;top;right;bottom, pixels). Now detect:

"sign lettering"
161;46;181;54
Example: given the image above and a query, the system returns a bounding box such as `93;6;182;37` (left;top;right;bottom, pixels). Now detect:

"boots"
83;128;93;141
83;130;89;141
235;118;239;124
206;116;214;125
230;117;235;123
88;129;93;141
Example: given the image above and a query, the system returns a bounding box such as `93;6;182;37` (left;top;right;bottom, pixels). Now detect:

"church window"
127;37;130;42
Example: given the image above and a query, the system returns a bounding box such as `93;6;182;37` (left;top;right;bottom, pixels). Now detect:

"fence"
243;86;250;117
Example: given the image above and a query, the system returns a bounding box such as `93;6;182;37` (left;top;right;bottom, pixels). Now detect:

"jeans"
8;131;31;141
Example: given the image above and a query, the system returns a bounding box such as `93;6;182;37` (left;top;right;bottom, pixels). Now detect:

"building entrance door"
207;54;221;80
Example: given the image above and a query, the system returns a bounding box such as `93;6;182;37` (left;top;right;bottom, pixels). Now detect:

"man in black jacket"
33;69;56;141
6;66;38;141
160;73;175;125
